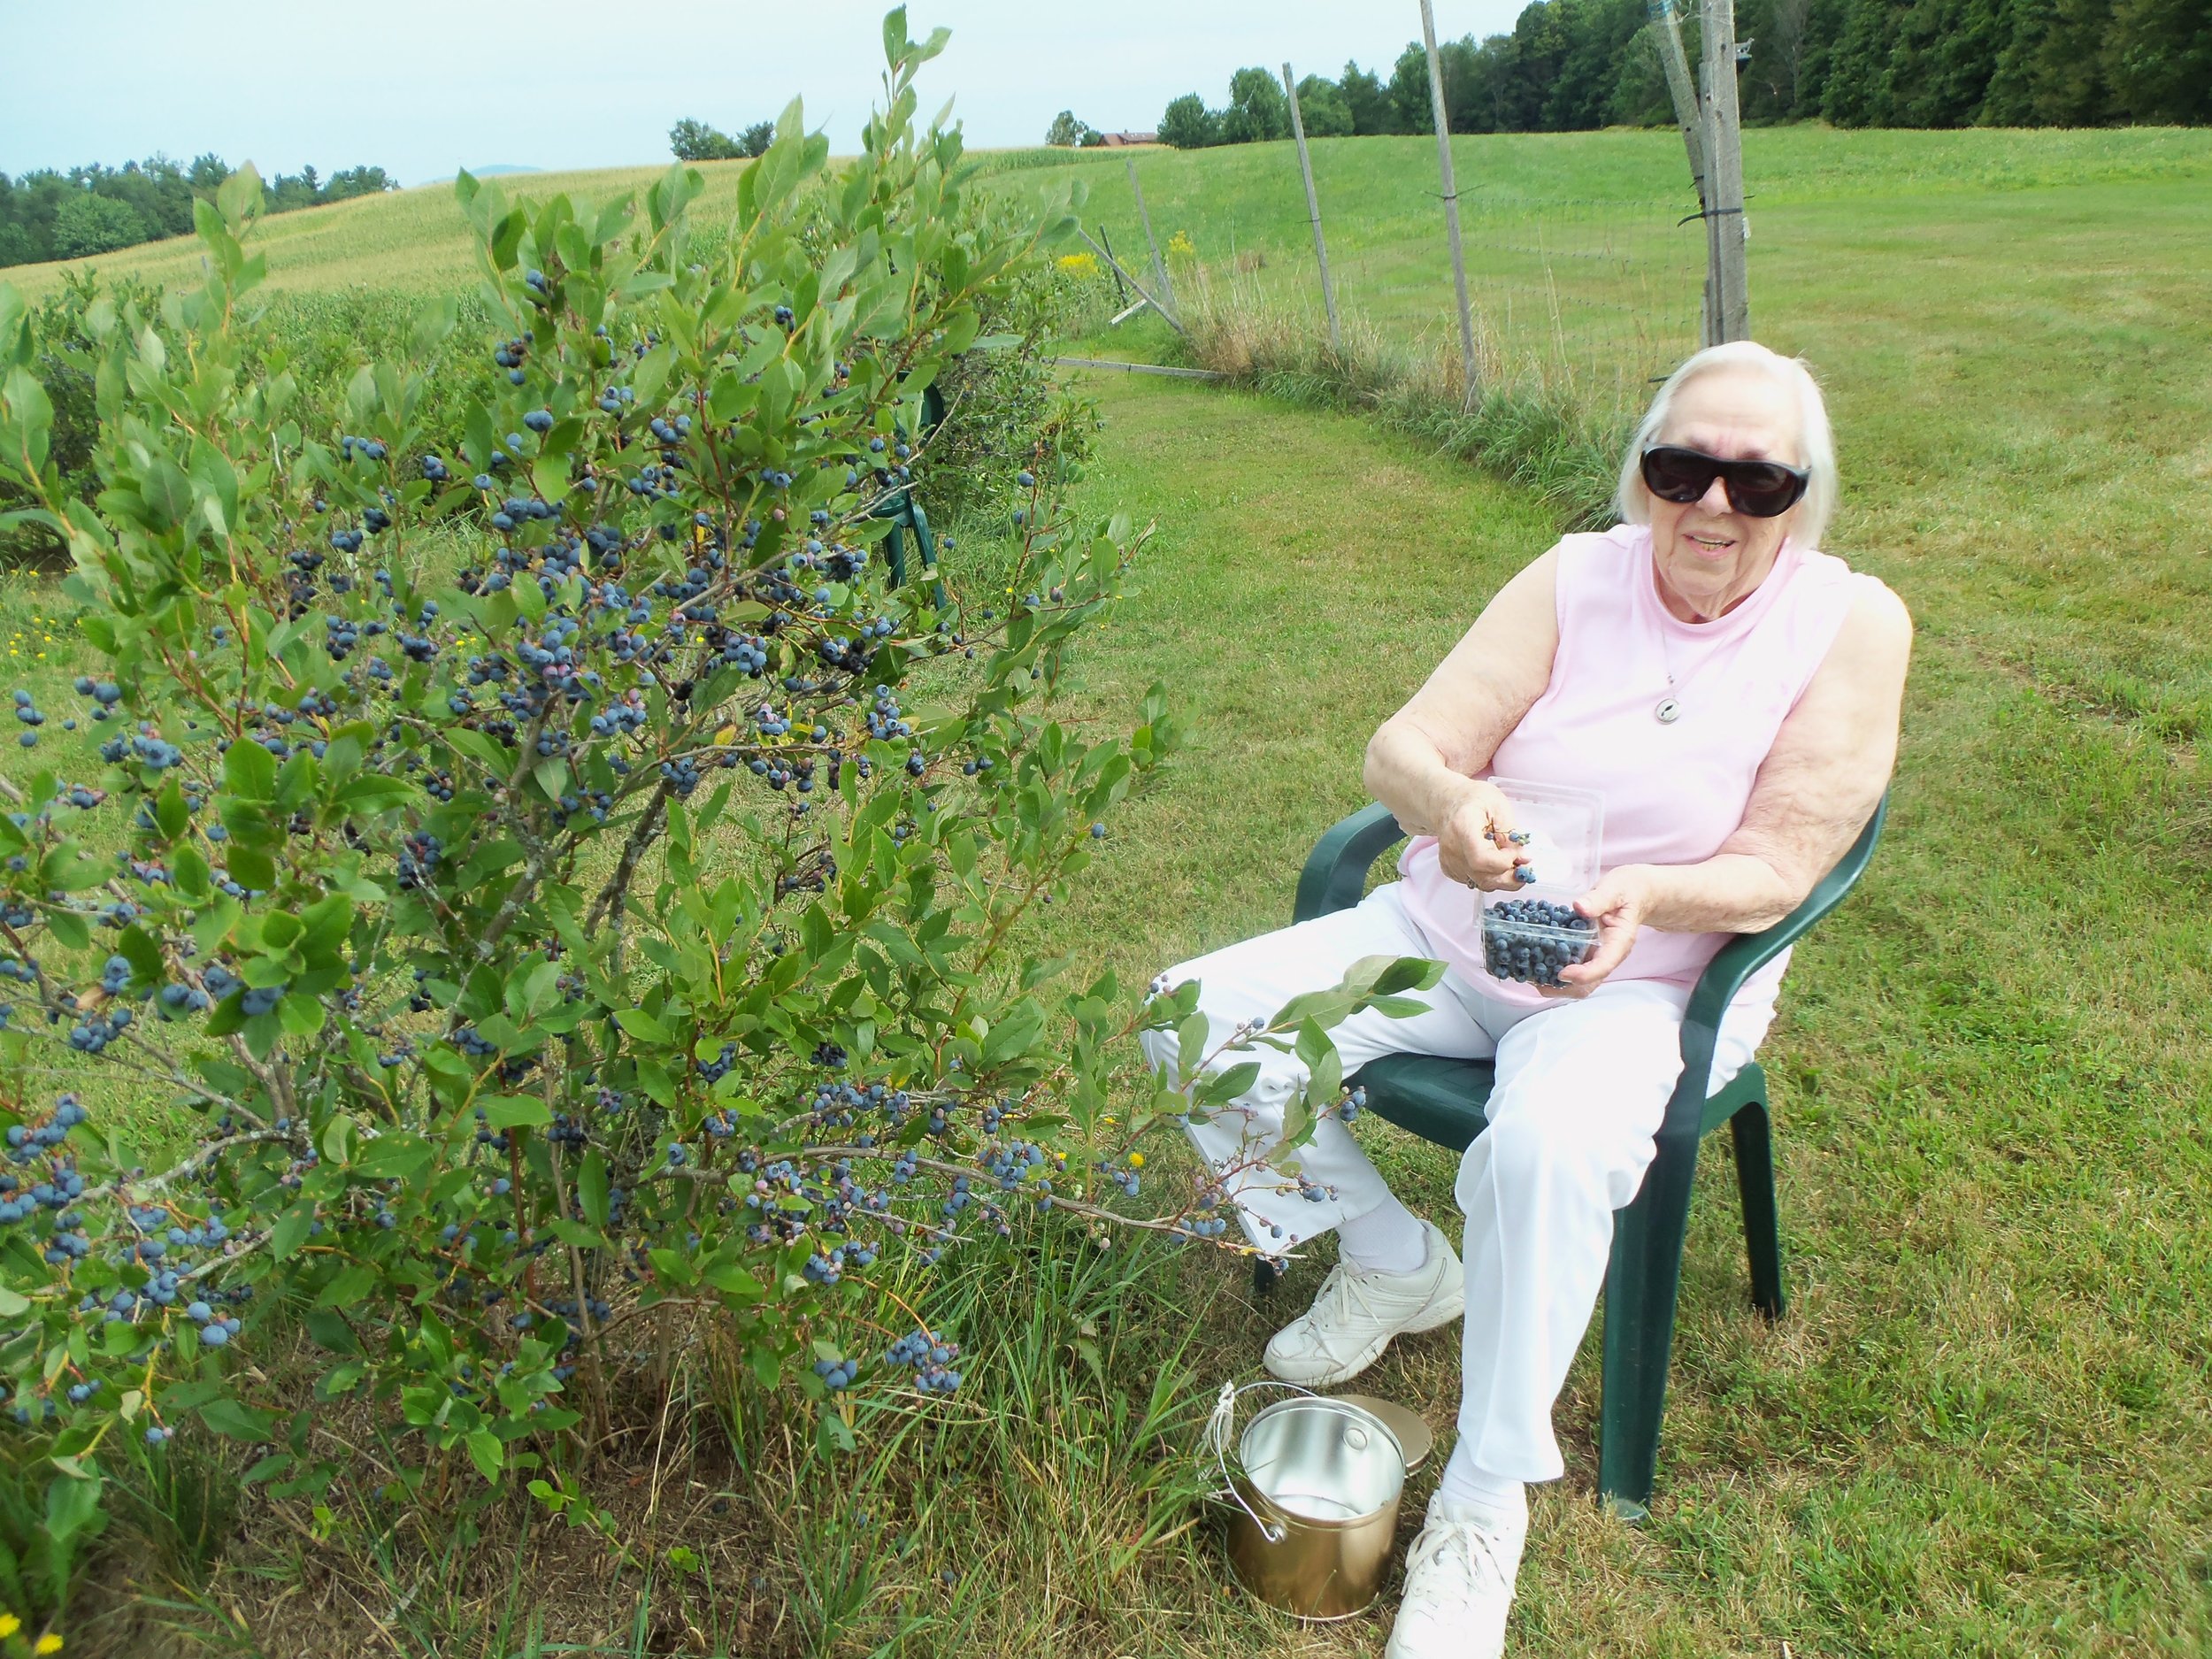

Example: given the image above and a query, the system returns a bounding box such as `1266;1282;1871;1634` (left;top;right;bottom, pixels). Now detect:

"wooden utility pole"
1281;62;1342;352
1418;0;1480;405
1699;0;1751;342
1124;156;1178;321
1650;0;1716;345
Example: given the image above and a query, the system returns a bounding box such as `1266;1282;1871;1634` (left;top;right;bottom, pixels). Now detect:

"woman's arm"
1363;549;1562;891
1556;577;1914;994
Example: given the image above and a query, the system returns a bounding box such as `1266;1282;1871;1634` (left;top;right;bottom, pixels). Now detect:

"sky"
0;0;1532;187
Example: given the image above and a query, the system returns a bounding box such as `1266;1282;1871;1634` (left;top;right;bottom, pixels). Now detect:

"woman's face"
1646;365;1806;622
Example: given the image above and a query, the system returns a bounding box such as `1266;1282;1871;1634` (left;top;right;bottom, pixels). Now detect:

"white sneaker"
1262;1218;1463;1387
1384;1491;1528;1659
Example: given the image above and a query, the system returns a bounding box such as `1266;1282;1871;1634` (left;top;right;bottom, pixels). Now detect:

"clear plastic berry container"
1476;777;1604;988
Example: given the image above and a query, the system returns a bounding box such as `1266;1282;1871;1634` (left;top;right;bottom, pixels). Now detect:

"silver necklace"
1654;625;1713;725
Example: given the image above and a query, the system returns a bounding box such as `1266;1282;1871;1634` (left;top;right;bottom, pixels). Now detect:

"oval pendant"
1655;696;1681;724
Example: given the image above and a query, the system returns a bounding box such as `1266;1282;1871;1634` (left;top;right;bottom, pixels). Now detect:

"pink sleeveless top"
1397;522;1866;1009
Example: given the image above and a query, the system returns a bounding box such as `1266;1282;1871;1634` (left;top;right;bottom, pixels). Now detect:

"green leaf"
118;923;163;987
1174;1009;1211;1078
466;1429;503;1482
531;452;570;504
225;737;277;801
701;1262;764;1301
483;1094;552;1129
302;1309;361;1355
227;845;276;891
578;1150;610;1229
199;1398;279;1440
615;1007;673;1044
513;570;547;622
1370;956;1447;996
1368;994;1434;1019
156;780;189;840
1193;1061;1260;1106
270;1204;314;1262
171;841;211;899
316;1264;377;1308
1307;1045;1342;1112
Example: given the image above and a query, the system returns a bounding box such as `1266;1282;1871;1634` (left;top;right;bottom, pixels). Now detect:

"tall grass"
1165;263;1629;530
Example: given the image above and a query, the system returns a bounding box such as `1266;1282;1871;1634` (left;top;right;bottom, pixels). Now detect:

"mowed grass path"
1001;368;2209;1656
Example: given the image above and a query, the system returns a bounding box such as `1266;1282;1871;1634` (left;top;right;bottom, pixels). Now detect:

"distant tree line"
668;118;777;161
1158;0;2209;145
0;155;396;269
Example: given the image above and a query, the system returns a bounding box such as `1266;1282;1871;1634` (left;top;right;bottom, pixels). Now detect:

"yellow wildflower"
1127;1152;1144;1169
37;1633;65;1655
0;1613;21;1638
1054;251;1101;280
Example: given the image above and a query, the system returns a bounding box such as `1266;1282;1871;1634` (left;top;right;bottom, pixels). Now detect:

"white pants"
1137;880;1776;1482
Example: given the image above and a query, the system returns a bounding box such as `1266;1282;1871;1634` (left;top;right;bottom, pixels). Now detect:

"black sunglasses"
1640;445;1810;518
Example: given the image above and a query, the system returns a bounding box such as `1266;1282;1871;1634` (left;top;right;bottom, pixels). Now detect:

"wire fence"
1327;196;1705;426
1458;197;1702;393
1058;191;1704;435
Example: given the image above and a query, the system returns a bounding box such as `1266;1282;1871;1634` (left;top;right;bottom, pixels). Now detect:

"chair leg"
1596;1133;1699;1522
1731;1097;1786;1322
907;499;947;609
886;519;908;588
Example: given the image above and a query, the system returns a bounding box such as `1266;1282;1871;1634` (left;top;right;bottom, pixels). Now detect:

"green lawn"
8;126;2211;1655
1025;368;2211;1658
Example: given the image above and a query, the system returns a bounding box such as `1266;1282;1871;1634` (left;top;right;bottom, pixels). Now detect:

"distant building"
1099;131;1158;148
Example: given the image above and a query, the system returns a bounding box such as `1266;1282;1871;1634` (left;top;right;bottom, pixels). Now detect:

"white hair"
1614;341;1838;551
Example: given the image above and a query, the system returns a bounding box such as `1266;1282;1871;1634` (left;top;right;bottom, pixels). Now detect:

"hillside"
8;126;2205;304
0;144;1129;299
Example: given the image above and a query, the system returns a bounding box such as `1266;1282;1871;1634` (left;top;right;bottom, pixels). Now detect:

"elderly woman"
1139;341;1910;1658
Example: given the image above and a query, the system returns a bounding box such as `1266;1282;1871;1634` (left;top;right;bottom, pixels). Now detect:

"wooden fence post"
1699;0;1751;342
1125;156;1178;321
1074;227;1187;337
1281;62;1342;353
1650;0;1715;346
1418;0;1480;406
1096;224;1129;307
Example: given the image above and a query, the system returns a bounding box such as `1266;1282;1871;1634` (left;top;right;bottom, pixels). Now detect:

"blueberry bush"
910;205;1099;528
0;14;1442;1625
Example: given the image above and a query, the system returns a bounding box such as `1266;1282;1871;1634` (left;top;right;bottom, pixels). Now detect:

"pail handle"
1202;1378;1314;1546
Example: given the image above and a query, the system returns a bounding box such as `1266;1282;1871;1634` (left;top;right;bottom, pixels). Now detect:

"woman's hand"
1543;865;1656;999
1437;780;1534;893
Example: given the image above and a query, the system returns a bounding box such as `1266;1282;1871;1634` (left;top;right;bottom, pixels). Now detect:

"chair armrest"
1294;803;1408;923
1668;790;1890;1134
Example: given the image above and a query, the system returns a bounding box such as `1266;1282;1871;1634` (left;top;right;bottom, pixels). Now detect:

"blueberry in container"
1475;777;1605;988
1480;897;1599;987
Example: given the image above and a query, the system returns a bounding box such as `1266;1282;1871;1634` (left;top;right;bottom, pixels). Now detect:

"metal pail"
1203;1380;1408;1620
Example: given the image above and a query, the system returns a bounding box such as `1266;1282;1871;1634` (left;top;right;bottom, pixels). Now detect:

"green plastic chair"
873;382;947;602
1283;791;1888;1518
